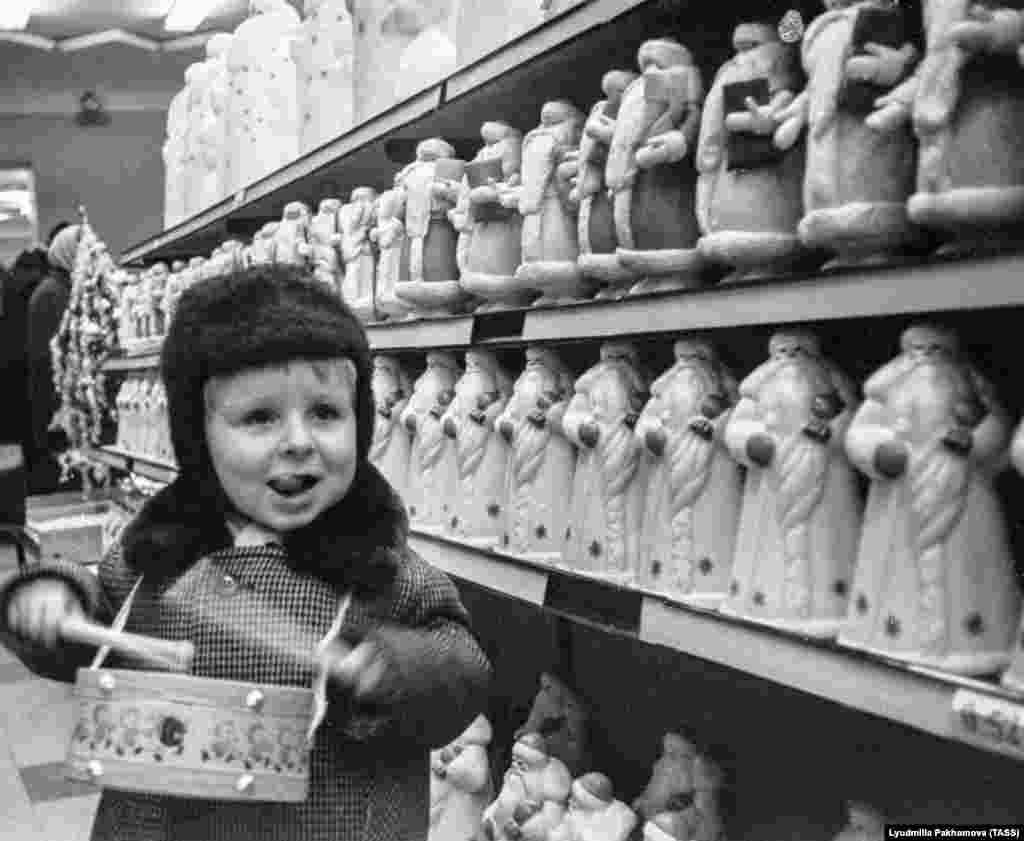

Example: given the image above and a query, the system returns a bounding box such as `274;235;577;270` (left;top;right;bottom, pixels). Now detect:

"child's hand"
322;637;388;702
5;579;85;650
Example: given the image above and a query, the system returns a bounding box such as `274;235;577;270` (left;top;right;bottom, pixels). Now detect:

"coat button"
218;574;239;596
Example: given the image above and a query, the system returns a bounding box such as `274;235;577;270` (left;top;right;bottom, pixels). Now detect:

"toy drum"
67;667;315;802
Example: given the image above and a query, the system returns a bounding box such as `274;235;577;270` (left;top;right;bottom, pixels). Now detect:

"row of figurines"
434;685;884;841
176;8;1024;316
370;324;1024;687
164;0;584;227
113;377;173;465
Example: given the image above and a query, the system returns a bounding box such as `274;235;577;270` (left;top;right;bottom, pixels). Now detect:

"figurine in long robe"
429;714;495;841
339;187;378;319
550;773;637;841
371;188;409;319
306;197;343;291
370;355;414;500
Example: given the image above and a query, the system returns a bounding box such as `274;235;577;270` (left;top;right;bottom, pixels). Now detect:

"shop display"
400;351;461;530
275;202;313;268
562;343;649;584
371;188;410;319
635;338;743;606
695;21;807;280
293;0;354;155
841;325;1022;675
774;0;923;267
721;329;861;638
568;70;639;291
606;39;706;297
549;773;637;841
429;714;495;841
441;350;513;545
481;732;573;841
496;346;578;563
339;187;379;319
394;139;468;318
307;198;344;290
370;355;414;500
515;671;591;777
459;122;531;311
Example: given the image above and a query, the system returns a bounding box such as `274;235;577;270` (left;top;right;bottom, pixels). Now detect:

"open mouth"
267;475;320;497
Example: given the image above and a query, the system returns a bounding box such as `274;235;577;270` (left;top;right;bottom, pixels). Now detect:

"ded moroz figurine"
771;0;924;267
440;350;514;545
339;187;378;319
695;19;809;281
400;351;462;531
549;773;637;841
633;733;697;825
635;338;744;606
508;100;589;306
369;355;414;500
459;121;532;311
721;330;862;638
249;223;279;266
605;39;707;297
429;714;495;841
565;70;639;291
841;325;1022;675
274;201;313;267
306;197;344;291
562;343;649;585
371;188;410;319
496;346;578;563
515;672;591;777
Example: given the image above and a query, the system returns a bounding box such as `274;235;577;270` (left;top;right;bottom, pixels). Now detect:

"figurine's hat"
900;324;959;355
574;773;615;808
769;329;820;356
283;201;310;218
460;714;493;746
673;337;715;360
514;732;549;762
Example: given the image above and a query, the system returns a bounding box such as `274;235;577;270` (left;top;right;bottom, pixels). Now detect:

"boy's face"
204;359;359;534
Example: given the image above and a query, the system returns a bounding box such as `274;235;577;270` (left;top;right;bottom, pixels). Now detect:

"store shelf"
89;446;177;485
103;352;161;373
365;315;474;352
411;528;1024;763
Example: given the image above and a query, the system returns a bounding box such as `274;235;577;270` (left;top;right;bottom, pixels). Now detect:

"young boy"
0;265;493;841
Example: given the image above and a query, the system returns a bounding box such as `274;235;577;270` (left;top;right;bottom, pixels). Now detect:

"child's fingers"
328;640;387;700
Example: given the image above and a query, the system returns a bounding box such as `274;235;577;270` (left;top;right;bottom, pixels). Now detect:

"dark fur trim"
122;461;406;596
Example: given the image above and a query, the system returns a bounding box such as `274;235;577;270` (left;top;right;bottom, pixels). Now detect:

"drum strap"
90;576;145;670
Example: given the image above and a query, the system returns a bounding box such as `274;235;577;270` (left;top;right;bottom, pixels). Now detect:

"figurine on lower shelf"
635;338;743;606
841;325;1022;675
371;189;409;320
339;187;378;320
605;39;707;297
562;343;649;585
400;351;461;531
496;347;578;563
633;733;696;824
549;773;637;841
440;350;513;545
370;355;414;500
429;714;495;841
831;802;885;841
514;672;591;777
721;330;862;639
482;732;572;841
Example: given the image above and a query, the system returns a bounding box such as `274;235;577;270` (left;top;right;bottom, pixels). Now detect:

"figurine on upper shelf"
275;201;313;267
292;0;354;155
370;355;414;500
496;346;578;563
163;86;189;228
507;100;589;306
400;351;461;531
1001;418;1024;692
514;672;591;777
429;714;495;841
867;0;1024;254
563;69;638;291
562;343;649;585
695;20;808;281
770;0;924;267
841;325;1021;675
194;33;233;213
393;138;469;318
440;350;513;545
722;329;861;638
549;773;637;841
605;39;707;296
306;197;343;291
458;121;531;311
482;732;573;841
371;188;409;319
635;338;743;606
339;187;378;320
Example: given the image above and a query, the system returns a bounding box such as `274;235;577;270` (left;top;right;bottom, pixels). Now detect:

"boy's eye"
241;408;276;426
312;403;342;421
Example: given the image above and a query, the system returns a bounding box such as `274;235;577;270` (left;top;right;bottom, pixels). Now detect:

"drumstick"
58;615;195;672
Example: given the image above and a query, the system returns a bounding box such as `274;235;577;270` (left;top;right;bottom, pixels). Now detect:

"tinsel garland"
48;208;121;487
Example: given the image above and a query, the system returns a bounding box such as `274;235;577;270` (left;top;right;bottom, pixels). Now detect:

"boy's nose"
280;416;315;455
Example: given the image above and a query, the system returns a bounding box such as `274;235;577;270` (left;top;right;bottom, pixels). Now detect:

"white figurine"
163;87;190;228
293;0;355;154
339;187;378;319
370;355;414;500
307;198;344;290
550;774;637;841
249;222;280;266
429;714;495;841
275;201;313;267
371;188;409;319
195;33;234;212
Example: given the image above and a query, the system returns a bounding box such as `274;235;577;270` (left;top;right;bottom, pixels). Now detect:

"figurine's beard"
370;413;393;461
455;415;491;479
416;415;448;471
513;417;552;487
666;425;716;515
597;419;641;495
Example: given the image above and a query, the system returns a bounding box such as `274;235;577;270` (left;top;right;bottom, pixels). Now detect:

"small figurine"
482;732;573;841
115;380;137;451
441;350;513;545
117;273;140;350
841;325;1021;674
194;33;233;212
549;773;637;841
633;732;696;823
162;261;186;329
635;338;743;606
371;188;409;319
562;343;648;584
605;39;707;296
510;101;588;306
695;21;808;280
721;330;861;638
429;714;495;841
566;70;639;291
399;351;462;531
274;202;313;268
306;198;343;290
515;672;591;777
459;121;532;311
370;355;414;500
831;801;886;841
163;87;190;228
771;0;923;268
339;187;378;319
496;346;578;562
148;263;170;336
